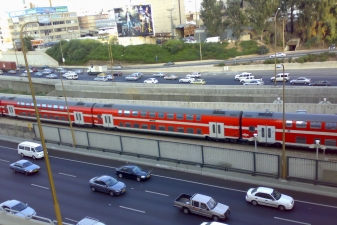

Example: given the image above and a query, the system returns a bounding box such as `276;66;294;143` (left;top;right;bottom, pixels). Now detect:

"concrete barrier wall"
0;212;53;225
0;51;59;67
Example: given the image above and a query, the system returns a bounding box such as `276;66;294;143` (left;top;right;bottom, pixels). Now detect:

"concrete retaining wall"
0;51;59;67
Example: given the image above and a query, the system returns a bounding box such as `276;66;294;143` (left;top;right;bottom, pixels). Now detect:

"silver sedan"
153;72;165;77
289;77;311;84
164;74;178;80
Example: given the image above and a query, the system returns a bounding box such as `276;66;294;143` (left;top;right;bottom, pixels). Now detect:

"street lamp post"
277;63;286;179
253;133;257;152
20;21;63;225
315;140;320;160
274;8;280;86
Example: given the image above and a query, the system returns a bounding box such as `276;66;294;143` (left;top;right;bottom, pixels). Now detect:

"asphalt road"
0;140;336;225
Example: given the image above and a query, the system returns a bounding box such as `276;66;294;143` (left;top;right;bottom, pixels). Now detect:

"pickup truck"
174;193;230;221
76;217;106;225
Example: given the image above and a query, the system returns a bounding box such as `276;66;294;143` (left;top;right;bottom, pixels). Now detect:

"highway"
0;140;336;225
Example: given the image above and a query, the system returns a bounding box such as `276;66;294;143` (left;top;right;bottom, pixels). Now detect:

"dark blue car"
10;160;40;175
115;165;151;182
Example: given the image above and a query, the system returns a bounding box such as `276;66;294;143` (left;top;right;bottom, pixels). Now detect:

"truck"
174;193;230;221
76;217;106;225
204;36;221;43
0;61;17;72
87;65;108;75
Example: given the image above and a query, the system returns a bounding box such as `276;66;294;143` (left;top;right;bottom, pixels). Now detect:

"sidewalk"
1;134;336;198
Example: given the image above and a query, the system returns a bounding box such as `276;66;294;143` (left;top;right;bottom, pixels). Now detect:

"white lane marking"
0;159;10;162
59;172;76;177
295;200;337;209
49;156;115;169
119;206;145;213
145;190;169;196
274;217;311;225
65;218;78;223
0;145;17;151
31;184;49;189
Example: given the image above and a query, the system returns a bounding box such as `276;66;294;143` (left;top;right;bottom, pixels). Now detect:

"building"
6;6;80;50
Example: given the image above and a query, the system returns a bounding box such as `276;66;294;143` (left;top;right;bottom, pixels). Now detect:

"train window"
296;121;307;128
295;137;306;144
310;122;322;129
177;127;184;133
59;106;64;110
42;104;46;108
261;128;265;137
32;113;36;117
159;126;166;131
17;102;20;106
22;112;26;116
125;122;131;127
124;110;130;116
97;115;101;119
134;124;139;128
49;115;53;119
286;120;292;127
186;114;194;120
141;112;147;117
187;128;194;134
53;105;58;110
176;113;183;120
118;110;122;115
132;111;139;117
37;104;41;108
196;129;202;134
249;126;255;132
158;112;164;118
168;126;174;132
167;113;174;119
26;103;30;107
47;105;52;109
150;125;156;130
313;138;321;144
119;122;124;127
196;115;201;121
149;112;156;118
20;102;25;106
65;106;68;110
326;122;337;130
30;103;34;107
141;124;148;129
325;139;336;147
39;114;42;118
54;116;59;120
60;116;65;121
44;115;48;119
28;113;31;117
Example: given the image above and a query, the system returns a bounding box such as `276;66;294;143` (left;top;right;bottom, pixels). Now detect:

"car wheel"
137;177;141;182
182;207;190;214
179;80;182;83
212;215;220;221
290;82;294;84
119;173;123;178
91;186;96;192
21;153;24;158
110;191;114;196
32;155;36;160
278;205;286;211
251;200;258;206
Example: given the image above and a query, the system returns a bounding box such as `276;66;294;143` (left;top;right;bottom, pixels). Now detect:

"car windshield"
35;146;43;152
251;188;258;194
132;166;141;173
206;198;217;210
23;162;33;168
105;178;118;187
271;190;282;200
11;202;27;212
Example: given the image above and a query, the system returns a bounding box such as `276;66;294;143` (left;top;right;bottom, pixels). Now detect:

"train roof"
242;111;337;122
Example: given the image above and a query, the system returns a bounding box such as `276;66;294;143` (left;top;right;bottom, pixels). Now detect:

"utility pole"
49;0;52;7
167;8;175;38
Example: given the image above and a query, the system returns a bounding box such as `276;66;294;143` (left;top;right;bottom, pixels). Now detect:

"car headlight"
115;190;121;193
141;176;145;178
29;170;33;172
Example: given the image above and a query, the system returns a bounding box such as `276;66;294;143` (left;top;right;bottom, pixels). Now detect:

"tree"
200;0;225;36
224;0;247;39
22;36;34;53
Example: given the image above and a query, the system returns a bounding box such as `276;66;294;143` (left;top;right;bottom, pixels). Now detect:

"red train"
0;95;336;150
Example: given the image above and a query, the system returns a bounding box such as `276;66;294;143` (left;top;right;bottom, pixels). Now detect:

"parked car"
8;70;17;74
20;73;28;77
144;78;158;84
35;72;43;76
246;187;294;211
115;165;151;182
0;200;36;218
269;52;286;58
125;74;140;81
163;62;175;66
153;72;165;77
309;81;332;86
270;73;290;82
243;80;264;85
10;159;40;175
113;71;123;76
190;79;206;85
94;76;108;82
289;77;311;84
179;77;195;83
186;72;201;78
46;74;58;79
89;175;126;196
164;74;178;80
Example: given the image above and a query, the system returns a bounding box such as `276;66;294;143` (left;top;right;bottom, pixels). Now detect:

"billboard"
114;4;154;37
9;6;68;18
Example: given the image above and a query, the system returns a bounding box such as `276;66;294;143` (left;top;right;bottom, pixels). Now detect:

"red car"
113;71;123;76
31;68;38;72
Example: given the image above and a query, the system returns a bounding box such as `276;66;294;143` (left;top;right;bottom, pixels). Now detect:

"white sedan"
179;77;195;83
144;78;158;84
0;200;36;218
269;52;286;58
153;72;165;77
246;187;294;211
243;80;264;85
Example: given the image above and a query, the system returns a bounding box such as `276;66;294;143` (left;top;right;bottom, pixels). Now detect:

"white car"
246;187;294;211
269;52;286;58
62;72;77;78
24;69;33;73
144;78;158;84
234;72;252;81
0;200;36;218
289;77;311;84
153;72;165;77
201;222;228;225
271;73;290;82
179;77;195;83
243;80;264;85
106;75;114;80
186;72;201;78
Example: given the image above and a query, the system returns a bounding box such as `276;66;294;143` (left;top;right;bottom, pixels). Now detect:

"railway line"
0;116;336;161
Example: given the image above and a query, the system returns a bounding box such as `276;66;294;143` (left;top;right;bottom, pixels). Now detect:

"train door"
7;105;15;116
257;125;275;143
102;114;114;128
209;122;225;138
74;112;84;125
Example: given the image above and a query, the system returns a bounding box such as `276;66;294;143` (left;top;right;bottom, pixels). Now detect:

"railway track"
0;116;336;161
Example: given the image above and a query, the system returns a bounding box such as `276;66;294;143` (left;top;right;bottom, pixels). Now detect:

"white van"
18;142;45;159
65;74;78;80
204;36;221;43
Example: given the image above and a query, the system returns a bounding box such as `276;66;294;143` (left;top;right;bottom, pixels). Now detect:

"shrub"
239;40;259;55
257;46;269;55
288;57;292;63
263;59;283;64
